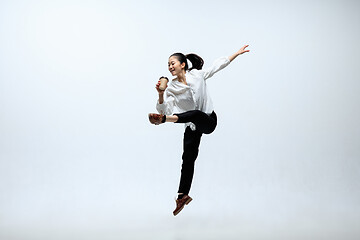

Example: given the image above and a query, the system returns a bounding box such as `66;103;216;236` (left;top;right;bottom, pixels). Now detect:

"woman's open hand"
229;44;250;62
237;45;250;55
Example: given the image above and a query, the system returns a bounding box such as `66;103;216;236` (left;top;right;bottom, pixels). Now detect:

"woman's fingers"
239;45;250;54
156;80;163;93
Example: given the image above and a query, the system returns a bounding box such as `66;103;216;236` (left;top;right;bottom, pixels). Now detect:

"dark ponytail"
170;53;204;71
186;53;204;71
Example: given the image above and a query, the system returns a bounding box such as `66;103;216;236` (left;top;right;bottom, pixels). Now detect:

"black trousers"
174;110;217;195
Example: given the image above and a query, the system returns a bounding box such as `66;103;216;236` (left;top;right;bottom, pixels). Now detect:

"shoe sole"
173;197;192;216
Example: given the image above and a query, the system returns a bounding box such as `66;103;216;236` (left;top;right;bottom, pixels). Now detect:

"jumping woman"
148;45;250;216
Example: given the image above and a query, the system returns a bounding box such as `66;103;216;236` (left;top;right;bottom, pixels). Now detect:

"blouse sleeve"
201;56;231;80
156;93;175;115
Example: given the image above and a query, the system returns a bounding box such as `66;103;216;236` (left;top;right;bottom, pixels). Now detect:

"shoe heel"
185;197;192;205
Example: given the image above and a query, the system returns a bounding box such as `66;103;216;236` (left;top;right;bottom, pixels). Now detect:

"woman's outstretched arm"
229;45;250;62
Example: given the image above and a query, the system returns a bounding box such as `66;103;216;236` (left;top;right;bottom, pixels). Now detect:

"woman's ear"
180;62;186;69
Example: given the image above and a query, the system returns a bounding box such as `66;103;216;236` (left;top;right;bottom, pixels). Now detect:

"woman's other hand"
229;44;250;62
237;45;250;55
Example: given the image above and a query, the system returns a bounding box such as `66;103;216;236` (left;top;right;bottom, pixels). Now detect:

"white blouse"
156;56;231;130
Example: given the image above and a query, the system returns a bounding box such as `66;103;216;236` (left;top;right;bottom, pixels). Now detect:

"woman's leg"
177;126;202;196
172;111;217;215
169;110;217;134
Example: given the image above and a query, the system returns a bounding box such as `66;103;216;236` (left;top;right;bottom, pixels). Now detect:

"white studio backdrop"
0;0;359;239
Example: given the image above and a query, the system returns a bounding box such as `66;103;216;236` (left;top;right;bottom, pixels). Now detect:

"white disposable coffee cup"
159;77;169;91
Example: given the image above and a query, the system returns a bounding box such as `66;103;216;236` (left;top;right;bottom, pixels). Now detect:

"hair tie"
186;59;192;69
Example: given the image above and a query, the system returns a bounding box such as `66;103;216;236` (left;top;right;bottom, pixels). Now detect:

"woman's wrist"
158;93;164;104
229;53;238;62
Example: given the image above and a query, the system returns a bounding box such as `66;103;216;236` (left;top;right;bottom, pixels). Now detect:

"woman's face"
168;56;186;76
